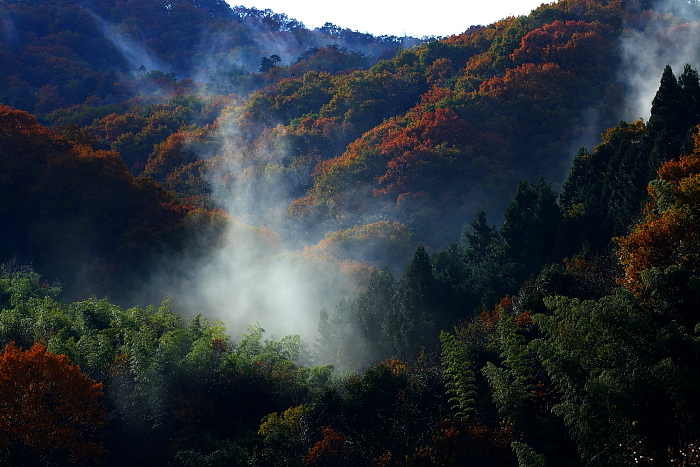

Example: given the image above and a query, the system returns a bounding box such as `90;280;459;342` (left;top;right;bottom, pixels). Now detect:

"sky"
227;1;552;38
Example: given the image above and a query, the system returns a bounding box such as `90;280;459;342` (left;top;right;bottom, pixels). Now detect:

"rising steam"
619;0;700;120
147;109;366;346
90;13;164;75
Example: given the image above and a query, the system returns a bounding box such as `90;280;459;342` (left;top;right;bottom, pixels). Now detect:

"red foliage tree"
0;342;107;465
615;127;700;297
375;108;473;195
479;62;577;100
510;20;611;75
303;426;353;466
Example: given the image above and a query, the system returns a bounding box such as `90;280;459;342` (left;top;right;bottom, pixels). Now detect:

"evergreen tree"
353;268;395;357
431;243;472;326
500;178;562;282
462;208;495;259
459;209;518;311
389;245;438;358
679;63;700;152
648;65;684;138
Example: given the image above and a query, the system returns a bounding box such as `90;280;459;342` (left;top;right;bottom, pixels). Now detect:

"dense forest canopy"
1;0;700;465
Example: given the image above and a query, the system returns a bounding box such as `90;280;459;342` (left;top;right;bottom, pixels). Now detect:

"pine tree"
390;245;437;358
500;178;562;281
461;208;496;259
353;268;395;358
650;65;683;129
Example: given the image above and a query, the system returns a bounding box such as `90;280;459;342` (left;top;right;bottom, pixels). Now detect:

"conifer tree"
648;65;684;138
500;178;561;281
390;245;437;358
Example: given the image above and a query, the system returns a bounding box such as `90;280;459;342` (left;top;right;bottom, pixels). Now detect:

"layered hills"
2;0;700;465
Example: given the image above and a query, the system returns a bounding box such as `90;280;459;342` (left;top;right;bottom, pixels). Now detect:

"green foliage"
461;209;519;310
314;266;400;371
533;291;682;464
501;178;562;281
560;65;700;254
489;16;530;70
511;441;547;467
0;263;346;464
390;245;439;358
482;313;533;427
440;331;476;421
354;268;396;352
258;405;310;465
299;359;448;463
462;208;495;256
174;438;252;467
649;65;685;136
419;40;473;68
0;268;63;349
222;324;333;407
5;2;700;465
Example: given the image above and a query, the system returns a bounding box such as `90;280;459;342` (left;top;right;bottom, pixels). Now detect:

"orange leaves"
426;59;456;86
657;130;700;184
0;104;37;131
417;87;453;108
598;119;645;148
0;342;106;465
409;107;470;143
656;154;700;186
479;63;576;99
0;105;68;153
374;108;472;195
511;20;610;73
615;210;685;295
478;20;604;104
0;104;198;294
302;220;412;265
99;112;147;141
455;296;530;352
287;192;320;217
144;130;201;182
380;359;409;376
381;419;516;466
463;51;497;79
303;426;353;466
615;127;700;296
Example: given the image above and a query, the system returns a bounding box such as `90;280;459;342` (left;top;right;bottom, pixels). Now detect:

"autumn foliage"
510;20;611;74
0;342;106;465
303;426;352;465
3;0;700;465
0;105;216;298
615;127;700;297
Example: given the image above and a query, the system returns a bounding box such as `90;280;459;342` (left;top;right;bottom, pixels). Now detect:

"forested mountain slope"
0;0;419;298
0;104;231;299
2;1;700;464
0;0;413;114
3;0;699;272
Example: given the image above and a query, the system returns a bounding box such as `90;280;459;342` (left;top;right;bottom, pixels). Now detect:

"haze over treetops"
1;0;700;465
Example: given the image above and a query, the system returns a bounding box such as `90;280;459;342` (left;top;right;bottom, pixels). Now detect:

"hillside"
3;0;699;265
0;104;233;299
0;0;415;116
0;0;698;309
2;0;700;465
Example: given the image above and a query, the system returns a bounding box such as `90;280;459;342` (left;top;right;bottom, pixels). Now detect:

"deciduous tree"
0;342;106;465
